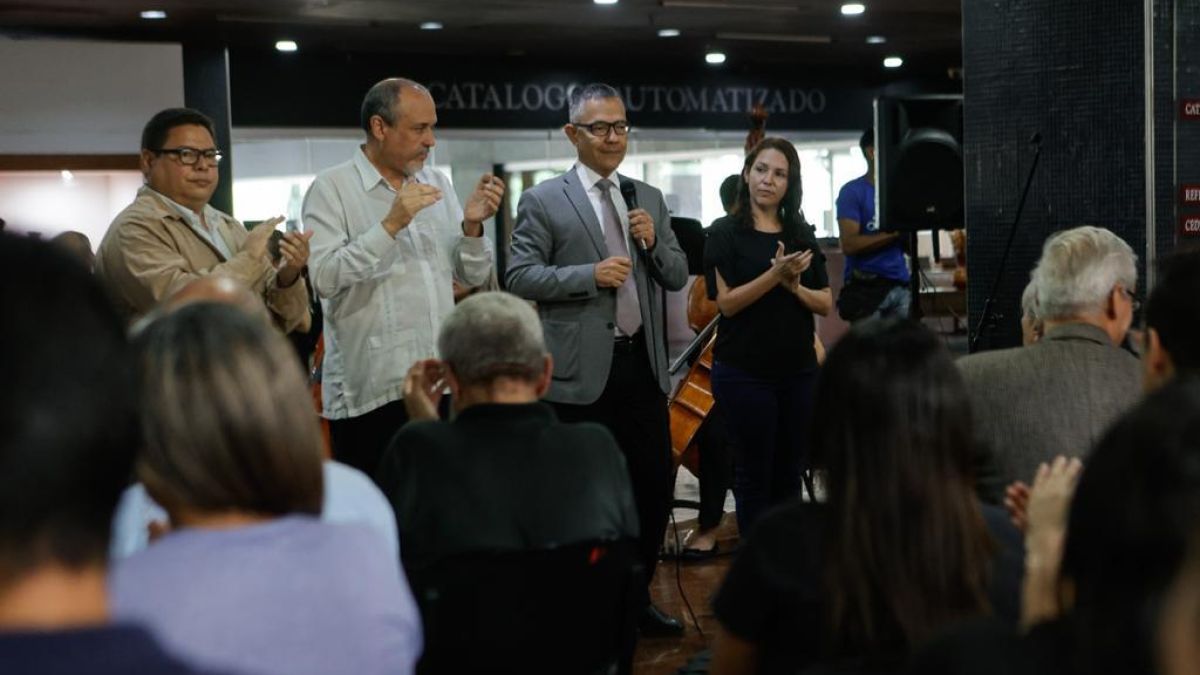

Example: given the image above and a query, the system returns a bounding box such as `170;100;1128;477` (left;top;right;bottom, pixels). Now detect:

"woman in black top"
710;320;1017;675
703;137;832;534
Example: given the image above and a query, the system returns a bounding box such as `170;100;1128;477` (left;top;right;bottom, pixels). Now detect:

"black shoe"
679;542;719;562
640;604;684;637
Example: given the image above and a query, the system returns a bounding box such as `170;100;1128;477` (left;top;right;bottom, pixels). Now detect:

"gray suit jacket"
505;167;688;405
957;322;1142;500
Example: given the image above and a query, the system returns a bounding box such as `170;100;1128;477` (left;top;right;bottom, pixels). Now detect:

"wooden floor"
632;513;741;675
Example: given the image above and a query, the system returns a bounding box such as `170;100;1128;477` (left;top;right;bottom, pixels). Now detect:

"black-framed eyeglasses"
154;147;223;166
572;121;631;137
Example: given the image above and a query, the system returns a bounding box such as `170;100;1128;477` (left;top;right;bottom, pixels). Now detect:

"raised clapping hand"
627;209;656;250
463;174;505;233
770;241;812;286
402;358;447;422
383;183;443;236
1020;455;1084;628
594;256;633;288
242;215;282;262
277;226;314;287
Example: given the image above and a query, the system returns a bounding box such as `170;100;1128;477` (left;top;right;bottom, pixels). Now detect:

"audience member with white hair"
376;290;638;574
958;226;1142;500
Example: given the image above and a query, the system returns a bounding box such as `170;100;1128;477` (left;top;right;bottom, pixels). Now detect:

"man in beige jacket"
97;108;310;333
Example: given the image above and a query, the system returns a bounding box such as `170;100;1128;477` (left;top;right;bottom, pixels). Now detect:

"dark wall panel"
963;0;1146;350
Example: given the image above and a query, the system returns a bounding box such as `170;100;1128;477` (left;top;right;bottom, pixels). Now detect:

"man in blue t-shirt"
835;128;911;320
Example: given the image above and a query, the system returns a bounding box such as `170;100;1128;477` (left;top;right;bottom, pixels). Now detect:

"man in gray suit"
959;226;1142;500
506;83;689;636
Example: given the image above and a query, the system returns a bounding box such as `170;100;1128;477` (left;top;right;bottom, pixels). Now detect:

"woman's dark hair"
814;319;993;658
1058;375;1200;675
132;303;324;517
730;136;811;250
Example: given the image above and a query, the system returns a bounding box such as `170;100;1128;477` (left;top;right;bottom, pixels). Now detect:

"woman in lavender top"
111;303;422;675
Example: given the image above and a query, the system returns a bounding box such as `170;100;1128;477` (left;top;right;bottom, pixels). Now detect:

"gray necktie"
597;179;642;336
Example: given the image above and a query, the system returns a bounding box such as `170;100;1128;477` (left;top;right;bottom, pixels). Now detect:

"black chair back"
409;538;642;675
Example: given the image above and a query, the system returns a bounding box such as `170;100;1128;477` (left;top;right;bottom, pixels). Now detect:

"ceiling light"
883;55;903;68
275;40;298;52
705;51;726;65
60;170;74;184
866;35;887;44
840;3;866;15
594;0;618;4
140;10;167;20
658;28;681;37
419;21;443;30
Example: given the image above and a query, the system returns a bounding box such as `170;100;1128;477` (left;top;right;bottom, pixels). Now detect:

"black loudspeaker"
875;95;964;232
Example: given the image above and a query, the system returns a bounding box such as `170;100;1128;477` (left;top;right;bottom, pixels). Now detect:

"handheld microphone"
618;178;648;252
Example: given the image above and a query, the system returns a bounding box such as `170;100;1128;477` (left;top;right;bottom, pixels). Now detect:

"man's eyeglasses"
154;147;223;166
572;121;631;137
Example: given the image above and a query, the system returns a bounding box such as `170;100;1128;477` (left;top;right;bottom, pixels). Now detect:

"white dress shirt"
303;147;493;419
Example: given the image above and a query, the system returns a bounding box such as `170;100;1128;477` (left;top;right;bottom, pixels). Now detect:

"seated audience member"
915;376;1200;675
110;276;398;559
958;226;1141;500
110;303;422;675
710;320;1022;675
1003;247;1200;532
1019;278;1042;346
96;107;310;332
375;291;639;574
1141;247;1200;392
0;234;208;674
50;230;96;272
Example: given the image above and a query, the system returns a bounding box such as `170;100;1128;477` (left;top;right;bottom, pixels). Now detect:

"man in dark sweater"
376;291;639;574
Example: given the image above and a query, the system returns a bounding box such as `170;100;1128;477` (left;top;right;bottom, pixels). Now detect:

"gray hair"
132;304;324;516
568;83;623;123
1031;225;1137;321
438;291;546;385
1020;278;1040;322
360;77;429;134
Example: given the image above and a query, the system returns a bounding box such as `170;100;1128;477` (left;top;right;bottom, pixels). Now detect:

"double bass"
666;103;769;472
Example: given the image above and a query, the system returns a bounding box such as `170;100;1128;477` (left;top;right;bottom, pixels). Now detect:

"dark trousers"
327;399;410;480
711;362;817;534
552;337;673;601
695;403;735;531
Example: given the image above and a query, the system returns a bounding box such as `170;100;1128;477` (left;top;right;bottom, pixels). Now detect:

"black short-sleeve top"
703;216;829;377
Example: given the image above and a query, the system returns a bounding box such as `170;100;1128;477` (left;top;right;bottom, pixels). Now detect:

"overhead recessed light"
705;51;726;65
594;0;618;4
658;28;681;37
275;40;298;52
883;55;903;68
140;10;167;20
866;35;887;44
60;170;74;183
420;21;443;30
841;3;866;15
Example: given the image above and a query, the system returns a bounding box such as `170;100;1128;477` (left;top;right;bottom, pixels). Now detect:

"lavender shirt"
111;515;422;675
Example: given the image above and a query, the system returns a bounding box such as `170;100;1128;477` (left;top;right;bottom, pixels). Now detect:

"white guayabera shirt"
303;148;493;419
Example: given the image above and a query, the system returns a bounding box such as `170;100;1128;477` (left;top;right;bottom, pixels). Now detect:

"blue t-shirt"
835;175;910;283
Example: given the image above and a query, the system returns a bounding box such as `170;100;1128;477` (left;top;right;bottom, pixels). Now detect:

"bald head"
165;276;272;326
51;231;95;272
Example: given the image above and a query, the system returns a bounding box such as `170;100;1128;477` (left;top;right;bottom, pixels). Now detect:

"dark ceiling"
1;0;962;76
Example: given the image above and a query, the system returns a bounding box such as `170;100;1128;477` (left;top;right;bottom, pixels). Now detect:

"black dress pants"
552;334;673;601
327;399;410;480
